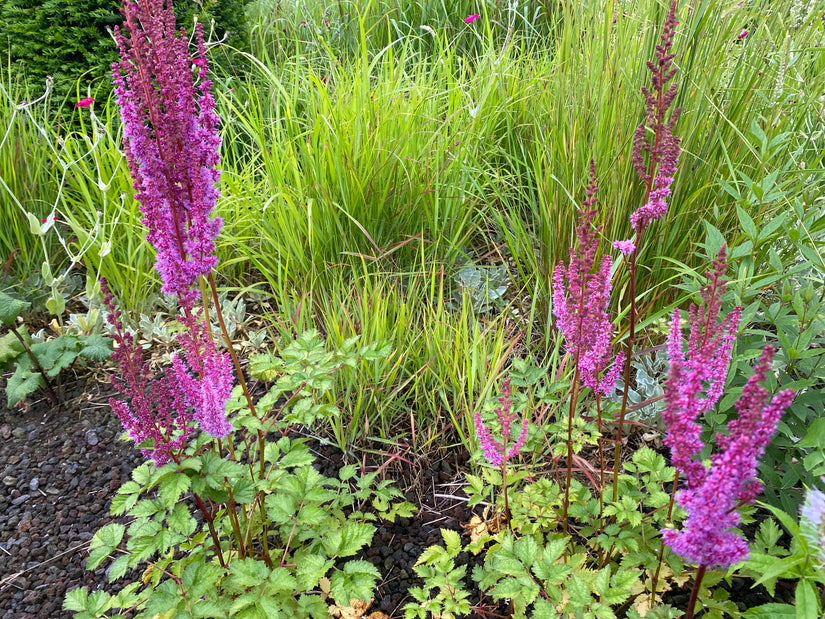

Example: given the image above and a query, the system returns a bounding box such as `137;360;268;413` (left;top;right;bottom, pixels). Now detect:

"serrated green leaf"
248;352;283;381
339;464;357;481
296;554;333;590
231;477;256;504
324;521;375;557
86;523;125;570
442;528;462;556
63;587;89;612
226;558;268;591
0;330;25;365
158;472;191;506
279;445;315;468
531;598;559;618
491;577;523;600
107;554;131;582
514;534;540;566
6;363;42;407
0;291;30;326
567;572;592;606
267;567;298;592
78;333;114;361
329;560;380;605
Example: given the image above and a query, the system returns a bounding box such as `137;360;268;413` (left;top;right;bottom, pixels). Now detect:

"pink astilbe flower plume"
474;379;529;467
101;279;193;465
662;247;741;487
173;313;234;438
553;161;624;395
113;0;222;308
661;250;795;568
630;0;682;235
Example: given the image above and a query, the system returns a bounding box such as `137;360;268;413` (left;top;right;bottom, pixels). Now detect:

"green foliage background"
0;0;252;106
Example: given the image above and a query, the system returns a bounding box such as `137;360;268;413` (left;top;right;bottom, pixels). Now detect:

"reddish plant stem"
206;273;265;475
563;368;581;536
650;469;681;604
685;565;707;619
191;490;226;568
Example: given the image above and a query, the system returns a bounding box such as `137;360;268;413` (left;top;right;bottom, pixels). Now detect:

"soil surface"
0;373;792;618
0;376;144;618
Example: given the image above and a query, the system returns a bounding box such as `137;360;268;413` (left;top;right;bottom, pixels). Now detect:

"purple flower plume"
173;313;234;438
661;251;795;568
102;279;193;465
474;379;528;467
113;0;222;307
630;0;682;235
662;248;741;487
553;161;624;395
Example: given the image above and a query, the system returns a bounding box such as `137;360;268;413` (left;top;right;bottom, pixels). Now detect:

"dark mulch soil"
0;373;794;618
0;377;144;619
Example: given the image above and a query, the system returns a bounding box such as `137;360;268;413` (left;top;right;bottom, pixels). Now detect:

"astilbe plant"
660;250;795;619
613;0;683;500
65;2;415;615
108;0;234;455
552;161;623;532
474;378;529;529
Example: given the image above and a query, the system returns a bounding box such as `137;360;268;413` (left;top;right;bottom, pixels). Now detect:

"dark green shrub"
0;0;252;108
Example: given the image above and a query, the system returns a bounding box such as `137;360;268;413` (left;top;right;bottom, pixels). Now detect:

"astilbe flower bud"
112;0;222;308
474;379;529;467
553;161;624;395
630;0;682;234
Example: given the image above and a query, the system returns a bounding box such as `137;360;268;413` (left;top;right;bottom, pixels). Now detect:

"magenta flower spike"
663;346;794;567
630;0;682;235
464;14;480;24
173;313;234;439
112;0;222;308
662;248;741;487
474;379;528;467
553;161;624;395
101;279;193;465
661;250;795;567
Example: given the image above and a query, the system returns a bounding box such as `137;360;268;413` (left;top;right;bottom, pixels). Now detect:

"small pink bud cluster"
474;379;528;467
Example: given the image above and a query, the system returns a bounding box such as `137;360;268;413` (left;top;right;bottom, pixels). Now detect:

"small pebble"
29;477;39;492
11;494;30;506
85;430;99;446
